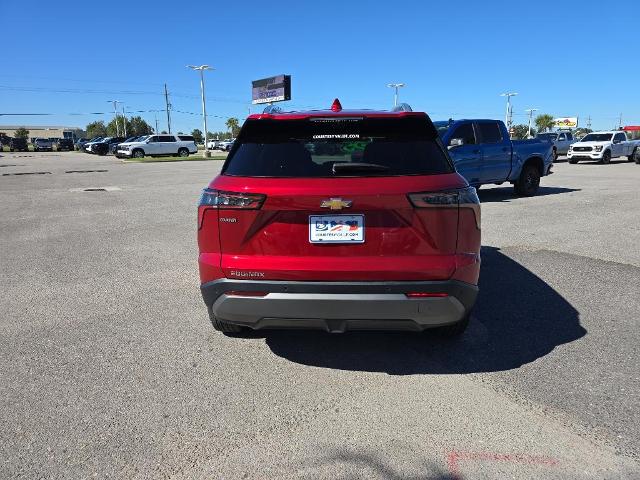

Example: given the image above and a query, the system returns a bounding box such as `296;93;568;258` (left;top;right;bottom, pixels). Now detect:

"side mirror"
448;138;464;149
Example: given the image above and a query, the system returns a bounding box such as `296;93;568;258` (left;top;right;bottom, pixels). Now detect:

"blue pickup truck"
434;119;554;196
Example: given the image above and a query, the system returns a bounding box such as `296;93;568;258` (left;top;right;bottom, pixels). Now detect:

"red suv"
198;100;481;336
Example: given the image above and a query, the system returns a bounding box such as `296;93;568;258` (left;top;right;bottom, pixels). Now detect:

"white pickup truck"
567;131;640;164
116;134;197;158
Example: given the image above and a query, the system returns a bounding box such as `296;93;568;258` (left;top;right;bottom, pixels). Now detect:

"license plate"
309;215;364;243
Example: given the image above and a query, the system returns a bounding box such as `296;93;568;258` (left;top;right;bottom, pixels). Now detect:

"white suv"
116;134;197;158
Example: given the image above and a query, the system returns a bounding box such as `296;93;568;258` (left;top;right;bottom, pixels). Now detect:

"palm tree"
225;117;240;137
535;114;555;133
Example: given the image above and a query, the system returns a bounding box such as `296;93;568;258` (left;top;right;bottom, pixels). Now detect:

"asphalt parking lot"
1;151;639;479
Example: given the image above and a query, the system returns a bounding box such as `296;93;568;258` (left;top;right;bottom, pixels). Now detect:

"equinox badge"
320;198;353;210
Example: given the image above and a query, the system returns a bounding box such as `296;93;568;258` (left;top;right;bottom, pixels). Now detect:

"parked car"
536;131;576;160
116;134;197;158
218;139;235;151
33;138;53;152
74;138;89;150
85;137;115;154
206;138;221;149
434;119;554;196
197;100;481;336
110;136;141;154
567;131;640;164
56;138;75;151
90;137;124;156
0;135;11;147
80;137;104;152
9;138;29;152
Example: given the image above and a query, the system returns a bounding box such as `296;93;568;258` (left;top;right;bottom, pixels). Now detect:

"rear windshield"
222;116;453;177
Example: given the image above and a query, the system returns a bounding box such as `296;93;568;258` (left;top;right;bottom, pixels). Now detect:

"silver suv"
116;134;197;158
33;138;53;152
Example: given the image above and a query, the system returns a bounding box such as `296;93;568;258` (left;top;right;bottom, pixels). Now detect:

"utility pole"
164;83;172;134
187;65;213;157
617;113;623;129
107;100;121;136
525;108;538;138
121;104;127;137
500;92;518;129
387;83;405;107
154;114;159;134
586;115;592;130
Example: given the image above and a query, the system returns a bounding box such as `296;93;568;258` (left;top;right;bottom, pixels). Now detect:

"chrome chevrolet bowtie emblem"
320;198;353;210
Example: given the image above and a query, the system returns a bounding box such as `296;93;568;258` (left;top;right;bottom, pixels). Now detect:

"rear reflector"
225;291;268;297
405;292;449;298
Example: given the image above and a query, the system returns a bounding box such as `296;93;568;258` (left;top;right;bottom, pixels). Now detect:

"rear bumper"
200;279;478;332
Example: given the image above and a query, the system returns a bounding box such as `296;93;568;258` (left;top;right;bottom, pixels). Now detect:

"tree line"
85;116;241;144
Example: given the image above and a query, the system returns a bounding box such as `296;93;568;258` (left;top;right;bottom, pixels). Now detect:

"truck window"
477;122;503;143
614;133;626;143
449;123;476;146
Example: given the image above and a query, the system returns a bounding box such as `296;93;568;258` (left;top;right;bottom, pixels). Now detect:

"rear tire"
178;147;189;157
629;148;637;162
601;150;611;164
514;163;541;196
208;308;250;336
552;148;558;162
635;150;640;164
435;313;470;338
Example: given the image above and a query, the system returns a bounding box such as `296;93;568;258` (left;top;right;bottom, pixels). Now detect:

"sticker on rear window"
312;134;360;139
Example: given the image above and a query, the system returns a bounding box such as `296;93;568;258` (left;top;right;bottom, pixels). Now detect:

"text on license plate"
309;215;364;243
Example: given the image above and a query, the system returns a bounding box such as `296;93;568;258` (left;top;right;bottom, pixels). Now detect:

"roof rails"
262;105;283;114
391;103;413;112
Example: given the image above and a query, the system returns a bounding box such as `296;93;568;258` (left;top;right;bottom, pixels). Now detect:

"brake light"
407;186;479;207
405;292;449;298
331;98;342;112
408;186;480;229
199;188;266;209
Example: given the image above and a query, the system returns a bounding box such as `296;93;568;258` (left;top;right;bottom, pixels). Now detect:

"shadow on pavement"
305;449;455;479
478;186;580;203
262;246;586;375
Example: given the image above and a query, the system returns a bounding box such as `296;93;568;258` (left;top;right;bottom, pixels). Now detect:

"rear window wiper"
332;162;390;174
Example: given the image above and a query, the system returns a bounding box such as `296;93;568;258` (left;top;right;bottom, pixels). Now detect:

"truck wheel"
568;158;579;164
208;308;250;336
629;148;637;162
132;149;145;158
552;148;558;162
635;149;640;164
178;147;189;157
601;150;611;164
434;313;470;338
514;164;541;196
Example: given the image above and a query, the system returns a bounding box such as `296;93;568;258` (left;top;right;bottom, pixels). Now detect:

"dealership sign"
553;117;578;128
251;75;291;104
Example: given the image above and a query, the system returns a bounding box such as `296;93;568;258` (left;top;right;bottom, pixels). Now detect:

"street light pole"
187;65;213;157
387;83;405;107
500;92;518;129
121;104;127;137
525;108;538;138
107;100;122;136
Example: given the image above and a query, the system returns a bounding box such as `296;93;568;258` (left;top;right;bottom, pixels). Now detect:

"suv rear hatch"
205;114;470;282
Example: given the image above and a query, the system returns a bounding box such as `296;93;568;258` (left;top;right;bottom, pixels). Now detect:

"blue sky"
2;0;639;133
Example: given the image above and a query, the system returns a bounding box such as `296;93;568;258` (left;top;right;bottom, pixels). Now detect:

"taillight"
199;188;266;209
405;292;449;298
408;186;480;229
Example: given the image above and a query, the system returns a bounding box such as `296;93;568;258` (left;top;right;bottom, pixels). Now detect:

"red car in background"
198;100;481;336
